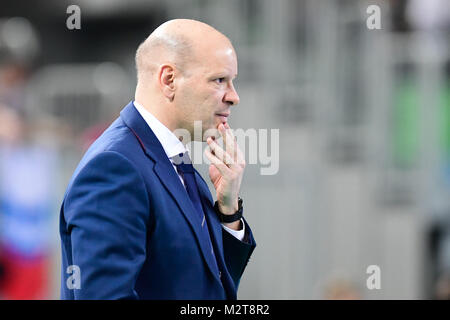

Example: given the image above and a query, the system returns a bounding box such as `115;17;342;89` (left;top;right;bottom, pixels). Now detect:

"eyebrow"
208;72;238;81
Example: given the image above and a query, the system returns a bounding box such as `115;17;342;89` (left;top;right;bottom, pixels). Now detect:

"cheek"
198;94;217;116
179;84;222;121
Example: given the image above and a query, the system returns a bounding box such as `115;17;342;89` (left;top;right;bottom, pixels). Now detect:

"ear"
158;64;176;101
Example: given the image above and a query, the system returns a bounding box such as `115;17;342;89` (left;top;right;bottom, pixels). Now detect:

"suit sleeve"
222;216;256;289
63;151;149;299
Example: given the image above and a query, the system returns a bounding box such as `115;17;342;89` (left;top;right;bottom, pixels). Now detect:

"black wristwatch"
214;197;243;223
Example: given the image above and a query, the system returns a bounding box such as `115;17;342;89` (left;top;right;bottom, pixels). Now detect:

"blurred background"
0;0;449;299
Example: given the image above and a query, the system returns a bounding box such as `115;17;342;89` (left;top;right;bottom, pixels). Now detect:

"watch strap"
214;197;243;223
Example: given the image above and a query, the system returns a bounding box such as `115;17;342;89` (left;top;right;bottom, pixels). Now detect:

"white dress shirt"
133;101;245;241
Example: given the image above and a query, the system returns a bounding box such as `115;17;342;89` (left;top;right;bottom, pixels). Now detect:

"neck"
135;88;190;145
135;87;174;127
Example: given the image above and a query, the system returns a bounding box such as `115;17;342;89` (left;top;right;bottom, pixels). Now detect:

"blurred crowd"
0;63;55;298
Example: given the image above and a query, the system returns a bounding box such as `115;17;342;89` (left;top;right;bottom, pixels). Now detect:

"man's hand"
205;122;246;228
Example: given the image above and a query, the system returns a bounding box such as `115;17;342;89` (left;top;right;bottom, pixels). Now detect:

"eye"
214;77;225;84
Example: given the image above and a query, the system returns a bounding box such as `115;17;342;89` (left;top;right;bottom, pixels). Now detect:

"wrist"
218;201;239;215
214;197;243;223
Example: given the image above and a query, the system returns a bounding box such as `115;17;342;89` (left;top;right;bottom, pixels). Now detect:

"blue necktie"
172;152;220;276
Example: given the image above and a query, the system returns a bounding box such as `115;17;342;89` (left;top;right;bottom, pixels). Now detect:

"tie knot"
172;152;194;173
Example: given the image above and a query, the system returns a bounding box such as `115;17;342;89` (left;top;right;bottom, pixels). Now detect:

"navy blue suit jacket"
59;102;256;299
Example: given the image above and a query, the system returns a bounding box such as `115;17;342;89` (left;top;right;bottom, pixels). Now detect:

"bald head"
135;19;232;81
134;19;239;139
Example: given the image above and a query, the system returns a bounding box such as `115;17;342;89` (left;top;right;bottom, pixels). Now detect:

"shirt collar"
133;101;187;159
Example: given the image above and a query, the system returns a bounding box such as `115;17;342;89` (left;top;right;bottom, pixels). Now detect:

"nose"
224;82;240;106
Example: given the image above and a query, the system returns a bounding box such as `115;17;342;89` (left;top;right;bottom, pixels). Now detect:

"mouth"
215;111;230;117
215;112;230;122
215;112;230;118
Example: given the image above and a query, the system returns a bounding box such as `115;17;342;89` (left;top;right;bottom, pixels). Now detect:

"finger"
235;144;245;167
224;122;237;145
204;147;231;176
207;136;236;167
223;123;245;167
224;122;234;136
219;123;238;160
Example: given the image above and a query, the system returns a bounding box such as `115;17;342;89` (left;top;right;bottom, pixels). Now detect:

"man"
59;19;256;300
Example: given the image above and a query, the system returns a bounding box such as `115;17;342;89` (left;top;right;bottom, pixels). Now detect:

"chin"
202;125;221;141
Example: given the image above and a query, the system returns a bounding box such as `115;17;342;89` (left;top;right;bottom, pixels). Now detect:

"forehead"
194;44;238;76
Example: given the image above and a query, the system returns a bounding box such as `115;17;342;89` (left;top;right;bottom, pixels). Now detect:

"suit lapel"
195;173;237;298
120;102;222;284
153;162;221;283
194;175;224;255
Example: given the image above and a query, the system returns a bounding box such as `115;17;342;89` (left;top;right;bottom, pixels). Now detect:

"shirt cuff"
221;219;245;241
